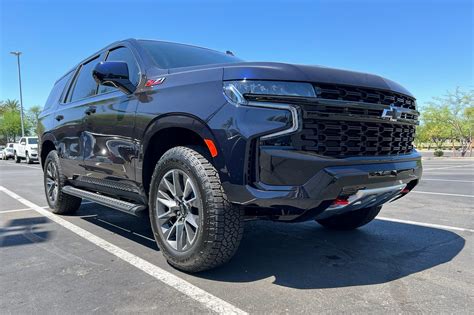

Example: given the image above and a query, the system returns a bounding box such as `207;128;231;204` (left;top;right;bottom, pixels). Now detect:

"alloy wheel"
155;169;201;252
46;161;59;203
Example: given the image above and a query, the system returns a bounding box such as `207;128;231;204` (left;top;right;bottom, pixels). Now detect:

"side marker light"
204;139;218;158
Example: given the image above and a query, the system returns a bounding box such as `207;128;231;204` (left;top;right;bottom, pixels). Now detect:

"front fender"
138;113;229;183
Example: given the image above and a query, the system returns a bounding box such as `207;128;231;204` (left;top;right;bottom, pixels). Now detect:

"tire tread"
149;146;243;272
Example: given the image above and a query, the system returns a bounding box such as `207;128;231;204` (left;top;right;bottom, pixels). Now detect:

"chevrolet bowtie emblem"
381;104;402;121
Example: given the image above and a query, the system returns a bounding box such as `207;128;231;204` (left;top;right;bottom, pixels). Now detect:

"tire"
26;152;32;164
149;146;244;272
43;150;82;214
316;206;382;230
14;153;21;163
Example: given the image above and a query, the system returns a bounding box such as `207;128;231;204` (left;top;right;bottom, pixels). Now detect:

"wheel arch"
40;133;57;169
139;114;227;195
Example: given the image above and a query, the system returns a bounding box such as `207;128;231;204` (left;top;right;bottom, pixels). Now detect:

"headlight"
223;80;314;140
223;80;315;104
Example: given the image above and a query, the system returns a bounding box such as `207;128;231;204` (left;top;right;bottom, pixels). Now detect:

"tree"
435;88;473;156
418;105;452;150
0;99;20;113
420;88;474;156
27;105;42;135
0;99;33;142
0;108;23;142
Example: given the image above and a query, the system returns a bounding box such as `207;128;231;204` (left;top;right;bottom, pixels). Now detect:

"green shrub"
434;150;444;157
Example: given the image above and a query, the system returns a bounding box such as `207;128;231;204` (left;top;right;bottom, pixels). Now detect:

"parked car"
2;143;15;160
38;39;422;272
13;137;39;163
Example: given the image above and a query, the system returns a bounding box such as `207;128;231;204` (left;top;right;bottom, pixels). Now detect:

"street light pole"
10;51;25;137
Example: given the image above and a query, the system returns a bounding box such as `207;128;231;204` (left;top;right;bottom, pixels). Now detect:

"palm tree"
0;99;20;113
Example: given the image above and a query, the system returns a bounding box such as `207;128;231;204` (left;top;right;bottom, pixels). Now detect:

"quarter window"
45;70;73;109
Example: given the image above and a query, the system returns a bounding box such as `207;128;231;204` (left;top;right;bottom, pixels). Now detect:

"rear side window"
44;70;74;110
69;56;101;102
99;47;140;94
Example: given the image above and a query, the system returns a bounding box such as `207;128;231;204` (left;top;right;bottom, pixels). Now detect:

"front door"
82;46;141;193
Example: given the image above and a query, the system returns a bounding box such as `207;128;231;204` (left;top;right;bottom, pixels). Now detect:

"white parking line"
421;178;474;183
411;191;474;198
0;163;41;170
96;218;156;242
423;164;473;171
0;206;49;213
378;217;474;233
0;186;246;315
422;172;474;176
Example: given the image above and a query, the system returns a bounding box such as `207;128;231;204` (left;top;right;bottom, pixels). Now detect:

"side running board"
62;186;146;216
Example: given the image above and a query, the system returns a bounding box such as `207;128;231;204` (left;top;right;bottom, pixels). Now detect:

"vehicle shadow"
199;219;465;289
74;203;465;290
76;203;158;251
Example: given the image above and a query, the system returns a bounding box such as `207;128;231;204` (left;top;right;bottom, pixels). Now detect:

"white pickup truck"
14;137;39;164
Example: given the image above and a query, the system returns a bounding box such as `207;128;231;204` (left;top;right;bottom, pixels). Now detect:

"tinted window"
99;47;139;94
69;56;101;102
45;70;74;109
139;40;242;69
28;138;38;144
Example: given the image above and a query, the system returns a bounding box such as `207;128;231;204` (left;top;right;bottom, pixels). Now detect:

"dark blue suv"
38;39;422;272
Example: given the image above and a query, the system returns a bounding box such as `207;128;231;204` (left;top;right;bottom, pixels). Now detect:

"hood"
222;62;413;97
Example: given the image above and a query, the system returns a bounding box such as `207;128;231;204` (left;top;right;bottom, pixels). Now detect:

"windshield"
28;138;38;144
139;40;243;69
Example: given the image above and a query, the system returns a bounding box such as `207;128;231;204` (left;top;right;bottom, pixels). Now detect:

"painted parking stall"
1;158;473;313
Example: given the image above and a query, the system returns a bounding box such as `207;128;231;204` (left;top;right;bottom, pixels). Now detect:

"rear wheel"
149;146;243;272
43;150;82;214
316;206;382;230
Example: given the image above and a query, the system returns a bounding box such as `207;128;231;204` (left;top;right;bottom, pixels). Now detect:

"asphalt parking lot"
1;157;473;314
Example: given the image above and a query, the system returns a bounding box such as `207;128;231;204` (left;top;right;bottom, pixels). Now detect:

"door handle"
85;106;96;115
55;115;64;121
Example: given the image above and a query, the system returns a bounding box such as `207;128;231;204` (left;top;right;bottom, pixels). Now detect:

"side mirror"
92;61;136;94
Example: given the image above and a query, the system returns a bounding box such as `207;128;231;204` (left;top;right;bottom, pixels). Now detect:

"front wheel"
149;146;243;272
316;206;382;230
26;152;32;164
14;153;21;163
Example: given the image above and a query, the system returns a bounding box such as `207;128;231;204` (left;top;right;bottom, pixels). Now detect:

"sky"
0;0;472;110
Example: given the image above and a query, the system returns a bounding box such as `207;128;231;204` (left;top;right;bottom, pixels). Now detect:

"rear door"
82;46;141;192
54;55;103;180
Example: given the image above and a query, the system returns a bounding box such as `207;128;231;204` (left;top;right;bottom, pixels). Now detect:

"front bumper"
224;149;422;221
